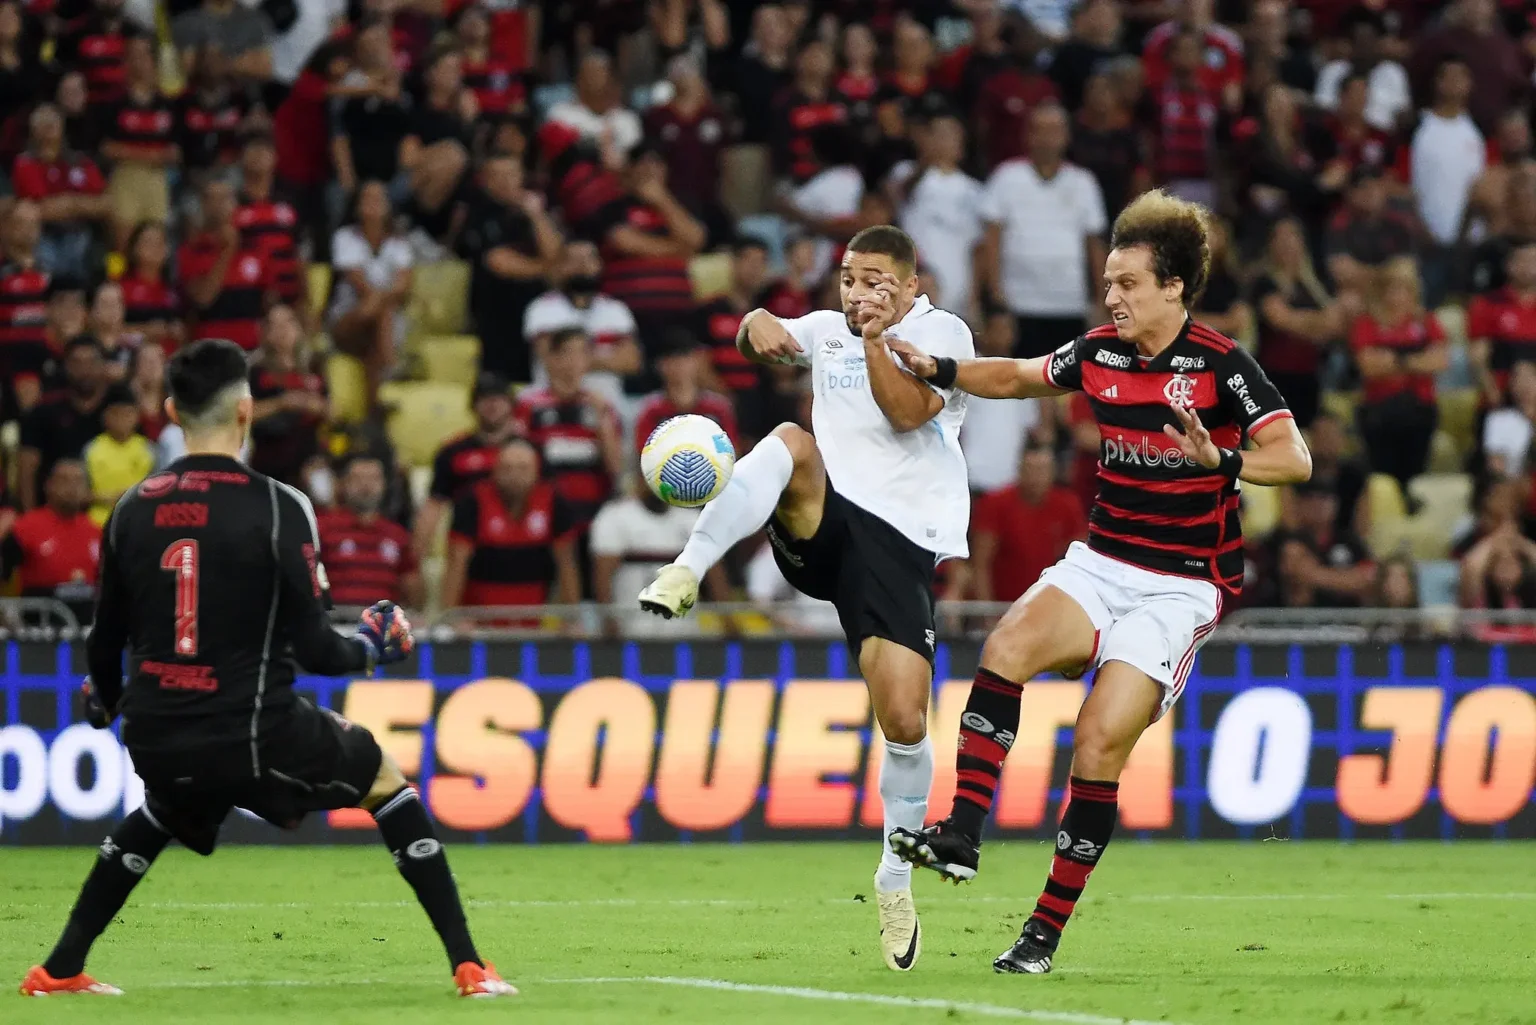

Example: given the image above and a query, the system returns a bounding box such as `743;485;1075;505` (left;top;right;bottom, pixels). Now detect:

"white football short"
1036;541;1223;721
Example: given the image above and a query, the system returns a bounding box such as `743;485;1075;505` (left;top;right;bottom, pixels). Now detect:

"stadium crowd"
2;0;1536;632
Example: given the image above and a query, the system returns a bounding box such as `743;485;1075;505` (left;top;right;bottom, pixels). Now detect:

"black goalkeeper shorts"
766;477;938;665
128;697;383;855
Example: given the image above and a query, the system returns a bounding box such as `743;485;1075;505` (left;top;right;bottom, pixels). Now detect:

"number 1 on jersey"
160;539;200;656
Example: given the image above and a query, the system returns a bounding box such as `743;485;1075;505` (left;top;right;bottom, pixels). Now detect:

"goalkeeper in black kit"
19;339;515;1000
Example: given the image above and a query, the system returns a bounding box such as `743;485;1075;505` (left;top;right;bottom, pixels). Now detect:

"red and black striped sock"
949;668;1023;842
1030;777;1119;938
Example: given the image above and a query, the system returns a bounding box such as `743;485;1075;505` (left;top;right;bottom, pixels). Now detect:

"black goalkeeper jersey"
1045;319;1293;594
88;454;369;755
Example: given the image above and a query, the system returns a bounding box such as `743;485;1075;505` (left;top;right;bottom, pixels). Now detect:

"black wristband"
1216;447;1244;479
931;356;958;390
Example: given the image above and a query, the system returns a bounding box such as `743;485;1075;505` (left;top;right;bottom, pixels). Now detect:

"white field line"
68;891;1535;911
130;974;1182;1024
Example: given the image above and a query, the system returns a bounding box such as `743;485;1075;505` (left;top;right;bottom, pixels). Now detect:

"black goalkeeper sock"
372;787;480;970
950;668;1024;843
44;808;172;978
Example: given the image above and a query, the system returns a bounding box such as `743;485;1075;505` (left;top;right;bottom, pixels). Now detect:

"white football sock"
875;735;933;893
676;434;795;579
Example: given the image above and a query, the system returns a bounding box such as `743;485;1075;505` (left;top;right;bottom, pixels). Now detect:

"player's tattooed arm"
886;340;1066;400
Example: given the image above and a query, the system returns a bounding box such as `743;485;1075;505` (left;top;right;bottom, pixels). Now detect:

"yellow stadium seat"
1364;473;1408;554
1240;483;1281;540
1437;387;1479;460
408;261;472;337
1409;473;1473;540
418;334;481;386
325;352;369;425
378;381;475;468
1426;430;1461;474
1434;305;1467;349
306;264;332;321
720;144;770;219
689;252;731;301
1319;390;1358;427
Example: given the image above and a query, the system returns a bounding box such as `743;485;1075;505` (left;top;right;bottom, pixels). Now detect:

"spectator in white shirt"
960;308;1045;493
590;480;728;637
328;180;414;405
780;125;866;287
1484;360;1536;479
1313;8;1411;133
1411;57;1484;304
522;240;642;410
546;50;643;155
888;111;986;322
978;102;1108;357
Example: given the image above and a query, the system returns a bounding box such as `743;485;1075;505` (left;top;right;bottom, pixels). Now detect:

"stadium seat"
418;334;481;386
720;144;770;219
1436;387;1479;460
408;261;471;338
689;253;731;301
1407;474;1474;560
1426;430;1461;474
306;264;332;321
378;381;475;468
1364;474;1408;554
325;352;369;425
1240;483;1281;540
1319;390;1358;427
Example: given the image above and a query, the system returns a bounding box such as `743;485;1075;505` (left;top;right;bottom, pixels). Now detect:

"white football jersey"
782;295;973;559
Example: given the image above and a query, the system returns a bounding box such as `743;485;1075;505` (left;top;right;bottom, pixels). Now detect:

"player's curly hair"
1109;189;1212;308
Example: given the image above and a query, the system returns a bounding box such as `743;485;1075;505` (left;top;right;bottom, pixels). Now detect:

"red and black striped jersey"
121;274;180;328
696;297;759;393
0;262;51;384
450;478;579;606
461;56;527;118
1045;319;1292;594
235;192;302;303
316;508;418;607
177;234;274;351
514;386;616;524
429;431;502;502
102;91;177;161
58;19;130;105
598;201;695;315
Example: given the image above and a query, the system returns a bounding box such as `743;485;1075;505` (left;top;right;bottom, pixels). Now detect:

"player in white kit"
638;226;974;972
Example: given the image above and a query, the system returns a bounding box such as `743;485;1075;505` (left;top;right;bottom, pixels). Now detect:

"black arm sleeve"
272;480;369;676
87;505;131;709
1218;344;1293;436
1044;333;1090;392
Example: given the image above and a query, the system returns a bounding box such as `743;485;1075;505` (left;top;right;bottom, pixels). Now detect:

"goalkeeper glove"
79;677;115;729
357;600;414;671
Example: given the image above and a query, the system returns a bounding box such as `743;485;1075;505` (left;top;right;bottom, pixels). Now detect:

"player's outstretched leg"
863;637;935;972
20;807;173;995
890;585;1096;887
993;662;1156;975
363;758;516;998
639;424;815;618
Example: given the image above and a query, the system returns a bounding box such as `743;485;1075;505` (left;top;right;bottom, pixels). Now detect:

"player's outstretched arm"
886;338;1064;400
735;309;809;366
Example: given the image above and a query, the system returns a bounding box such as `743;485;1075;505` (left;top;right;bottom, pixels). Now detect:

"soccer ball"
641;414;736;507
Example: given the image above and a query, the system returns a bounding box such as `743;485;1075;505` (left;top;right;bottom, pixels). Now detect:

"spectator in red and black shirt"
11;274;88;414
456;4;527;124
100;34;178;253
441;436;581;608
179;176;274;352
56;0;135;106
1469;242;1536;406
697;237;768;400
596;148;705;352
0;199;51;413
1145;29;1221;207
121;220;182;349
973;20;1059;171
248;304;328;486
770;38;845;183
1142;0;1245;108
633;328;738;456
416;371;519;555
1324;73;1399;181
644;54;732;243
514;327;622;527
1351;257;1447;486
11;103;110;278
235;133;308;315
1324;169;1417;296
834;21;880;136
319;454;423;609
177;45;250;175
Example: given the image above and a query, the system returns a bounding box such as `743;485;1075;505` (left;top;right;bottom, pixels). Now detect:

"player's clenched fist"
740;309;805;364
357;600;415;668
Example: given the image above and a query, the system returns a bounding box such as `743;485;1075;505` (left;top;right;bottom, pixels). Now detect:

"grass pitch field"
5;841;1534;1024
